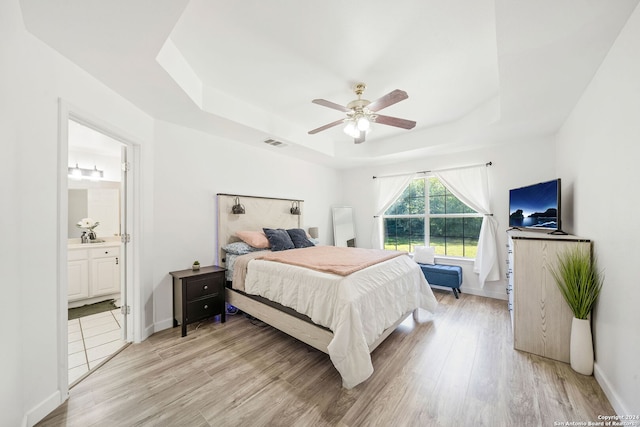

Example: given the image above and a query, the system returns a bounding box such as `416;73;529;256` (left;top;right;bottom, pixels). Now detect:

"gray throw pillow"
262;228;295;251
287;228;314;248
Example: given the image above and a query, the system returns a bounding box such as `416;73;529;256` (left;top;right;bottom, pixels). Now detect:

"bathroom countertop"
68;238;122;250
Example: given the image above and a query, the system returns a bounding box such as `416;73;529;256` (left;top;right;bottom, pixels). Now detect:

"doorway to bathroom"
66;117;131;386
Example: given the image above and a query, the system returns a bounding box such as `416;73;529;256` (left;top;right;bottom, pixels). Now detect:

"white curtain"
371;174;415;249
434;165;500;287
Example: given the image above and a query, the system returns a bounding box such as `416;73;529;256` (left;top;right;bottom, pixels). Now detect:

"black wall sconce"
232;197;245;214
290;200;301;215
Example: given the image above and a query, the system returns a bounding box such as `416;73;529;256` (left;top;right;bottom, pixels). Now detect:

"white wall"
0;2;341;424
150;121;342;331
0;4;23;425
0;1;155;425
556;3;640;414
340;138;557;299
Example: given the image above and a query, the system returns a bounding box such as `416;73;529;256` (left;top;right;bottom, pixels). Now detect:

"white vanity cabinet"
90;246;120;296
68;249;90;300
68;243;121;304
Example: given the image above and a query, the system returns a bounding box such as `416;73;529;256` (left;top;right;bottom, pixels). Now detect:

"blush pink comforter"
255;246;406;276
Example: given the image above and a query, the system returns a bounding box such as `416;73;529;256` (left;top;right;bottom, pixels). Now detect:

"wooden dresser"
170;265;226;337
506;230;591;363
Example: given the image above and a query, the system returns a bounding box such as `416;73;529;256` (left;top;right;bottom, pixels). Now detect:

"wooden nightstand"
170;265;226;337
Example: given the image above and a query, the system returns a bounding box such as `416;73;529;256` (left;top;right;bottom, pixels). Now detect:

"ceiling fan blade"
312;99;350;112
375;114;416;130
354;131;366;144
308;119;344;134
366;89;408;112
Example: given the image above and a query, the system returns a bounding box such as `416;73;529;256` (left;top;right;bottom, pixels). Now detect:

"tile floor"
68;309;126;385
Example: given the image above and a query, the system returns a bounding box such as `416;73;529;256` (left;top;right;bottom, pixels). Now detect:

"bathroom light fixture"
68;163;104;180
70;163;82;179
290;201;301;215
231;197;245;214
90;166;102;181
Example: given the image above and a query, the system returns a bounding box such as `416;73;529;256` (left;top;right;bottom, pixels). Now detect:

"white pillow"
414;246;435;265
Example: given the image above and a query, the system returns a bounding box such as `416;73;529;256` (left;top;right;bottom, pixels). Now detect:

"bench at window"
417;263;463;299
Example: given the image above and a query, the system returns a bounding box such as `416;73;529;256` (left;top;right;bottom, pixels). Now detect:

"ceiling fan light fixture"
357;116;370;132
343;121;358;138
310;83;415;143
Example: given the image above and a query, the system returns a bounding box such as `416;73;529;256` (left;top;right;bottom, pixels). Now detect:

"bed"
217;194;437;388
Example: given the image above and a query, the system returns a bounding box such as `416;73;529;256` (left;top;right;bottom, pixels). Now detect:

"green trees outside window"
383;177;482;257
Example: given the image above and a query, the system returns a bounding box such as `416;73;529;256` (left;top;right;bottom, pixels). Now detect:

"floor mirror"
332;206;356;247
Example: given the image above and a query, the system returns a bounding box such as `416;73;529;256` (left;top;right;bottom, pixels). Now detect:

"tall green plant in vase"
550;246;604;375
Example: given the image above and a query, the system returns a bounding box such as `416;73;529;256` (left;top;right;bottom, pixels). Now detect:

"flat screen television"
509;178;562;233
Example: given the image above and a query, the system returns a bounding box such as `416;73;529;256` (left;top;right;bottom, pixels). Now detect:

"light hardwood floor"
38;290;614;426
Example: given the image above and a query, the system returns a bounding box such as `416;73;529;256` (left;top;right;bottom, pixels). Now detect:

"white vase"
570;317;594;375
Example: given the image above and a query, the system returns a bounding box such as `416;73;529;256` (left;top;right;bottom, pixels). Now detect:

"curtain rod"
372;161;492;179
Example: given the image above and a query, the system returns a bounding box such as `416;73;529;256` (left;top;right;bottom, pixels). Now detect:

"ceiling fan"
308;83;416;144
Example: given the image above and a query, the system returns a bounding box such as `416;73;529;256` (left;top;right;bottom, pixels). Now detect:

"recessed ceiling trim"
156;37;203;108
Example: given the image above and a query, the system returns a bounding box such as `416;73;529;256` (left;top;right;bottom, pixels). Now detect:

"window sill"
435;255;475;264
409;252;475;264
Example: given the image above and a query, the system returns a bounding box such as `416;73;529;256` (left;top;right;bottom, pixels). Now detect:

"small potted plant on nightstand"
192;260;200;271
550;246;604;375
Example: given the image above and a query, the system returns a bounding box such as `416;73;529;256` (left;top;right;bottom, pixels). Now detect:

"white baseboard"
594;362;628;416
458;286;508;301
142;322;155;341
153;317;174;334
430;284;508;301
23;390;62;427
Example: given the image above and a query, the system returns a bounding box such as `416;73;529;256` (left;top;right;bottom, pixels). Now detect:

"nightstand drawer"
185;275;223;301
186;297;224;323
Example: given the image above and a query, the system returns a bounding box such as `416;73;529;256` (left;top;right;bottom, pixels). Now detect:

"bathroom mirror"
68;183;120;239
332;206;356;247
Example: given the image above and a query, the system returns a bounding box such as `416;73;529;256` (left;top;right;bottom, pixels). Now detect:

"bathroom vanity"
68;239;121;308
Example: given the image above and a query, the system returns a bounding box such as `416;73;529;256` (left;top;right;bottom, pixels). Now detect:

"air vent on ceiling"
263;138;286;147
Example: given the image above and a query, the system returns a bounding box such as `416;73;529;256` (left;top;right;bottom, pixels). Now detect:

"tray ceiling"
20;0;639;167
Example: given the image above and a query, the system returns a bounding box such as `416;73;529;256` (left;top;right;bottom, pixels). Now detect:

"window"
383;177;482;258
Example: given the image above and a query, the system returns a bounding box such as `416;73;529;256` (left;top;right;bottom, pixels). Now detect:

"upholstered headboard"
216;193;303;266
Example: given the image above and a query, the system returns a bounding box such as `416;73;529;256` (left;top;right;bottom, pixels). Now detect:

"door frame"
57;99;141;400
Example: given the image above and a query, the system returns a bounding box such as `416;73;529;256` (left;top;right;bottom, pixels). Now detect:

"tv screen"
509;179;561;231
